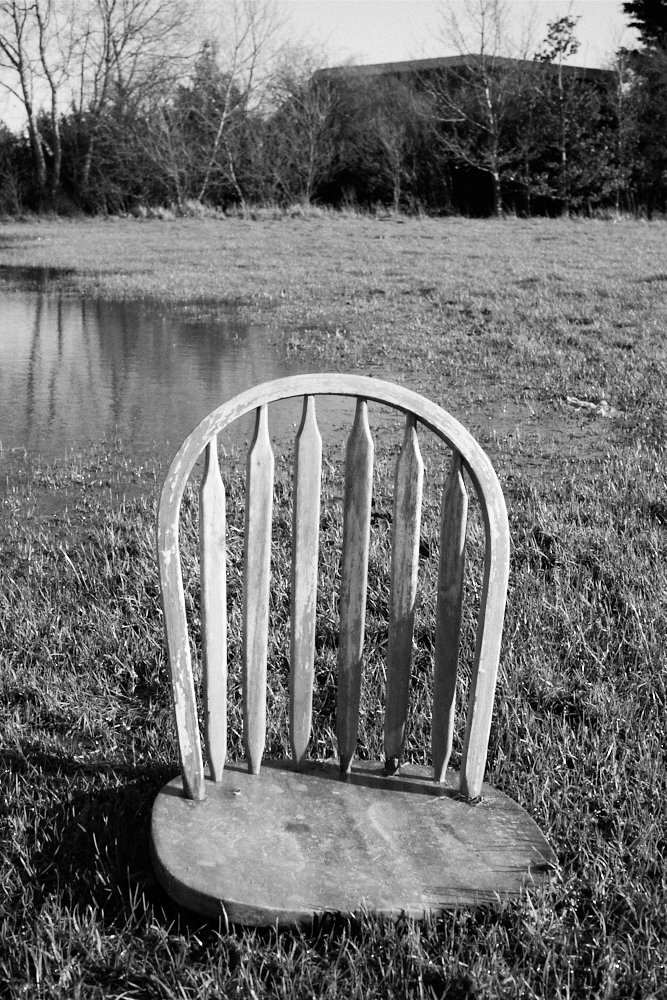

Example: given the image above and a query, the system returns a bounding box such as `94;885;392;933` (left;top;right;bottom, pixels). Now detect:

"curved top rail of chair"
157;374;510;802
159;374;507;535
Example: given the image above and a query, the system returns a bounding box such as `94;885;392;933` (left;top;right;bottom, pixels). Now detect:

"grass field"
0;214;666;998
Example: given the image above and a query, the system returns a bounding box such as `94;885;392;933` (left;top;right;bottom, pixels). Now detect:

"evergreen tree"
623;1;667;49
622;2;667;214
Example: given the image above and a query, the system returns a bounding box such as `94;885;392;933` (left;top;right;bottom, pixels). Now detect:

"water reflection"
0;272;313;464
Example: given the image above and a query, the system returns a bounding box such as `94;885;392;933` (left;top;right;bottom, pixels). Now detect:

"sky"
283;1;638;70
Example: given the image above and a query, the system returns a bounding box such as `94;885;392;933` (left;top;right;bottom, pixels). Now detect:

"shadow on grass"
3;743;181;923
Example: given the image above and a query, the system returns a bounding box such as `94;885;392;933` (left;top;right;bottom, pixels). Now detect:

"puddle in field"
0;267;400;509
0;267;304;465
0;264;625;515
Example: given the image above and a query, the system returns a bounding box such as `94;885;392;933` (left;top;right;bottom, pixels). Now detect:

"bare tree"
366;78;427;211
194;0;286;207
0;0;59;201
71;0;193;197
535;15;581;212
425;0;534;215
264;53;338;204
0;0;192;205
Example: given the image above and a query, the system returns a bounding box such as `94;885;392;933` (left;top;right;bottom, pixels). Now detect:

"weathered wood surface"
290;396;322;769
158;482;206;802
242;405;274;775
151;761;557;926
432;453;468;783
337;399;374;774
200;438;227;781
384;414;424;770
154;376;539;930
459;478;509;801
158;374;510;804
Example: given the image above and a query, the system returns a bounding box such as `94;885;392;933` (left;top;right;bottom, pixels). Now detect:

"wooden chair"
151;374;555;926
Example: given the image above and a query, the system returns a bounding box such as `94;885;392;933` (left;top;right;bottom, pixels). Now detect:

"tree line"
0;0;666;218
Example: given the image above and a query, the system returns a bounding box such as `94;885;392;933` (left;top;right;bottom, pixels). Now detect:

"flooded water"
0;266;350;473
0;267;617;511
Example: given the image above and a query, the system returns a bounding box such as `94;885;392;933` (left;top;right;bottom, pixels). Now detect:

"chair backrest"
157;375;509;804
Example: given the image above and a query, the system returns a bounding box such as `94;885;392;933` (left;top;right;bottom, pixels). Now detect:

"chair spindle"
290;396;322;769
432;452;468;782
337;398;374;774
384;414;424;771
200;437;228;781
243;404;274;775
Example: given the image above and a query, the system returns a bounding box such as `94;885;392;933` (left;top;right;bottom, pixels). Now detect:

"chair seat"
151;760;556;926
